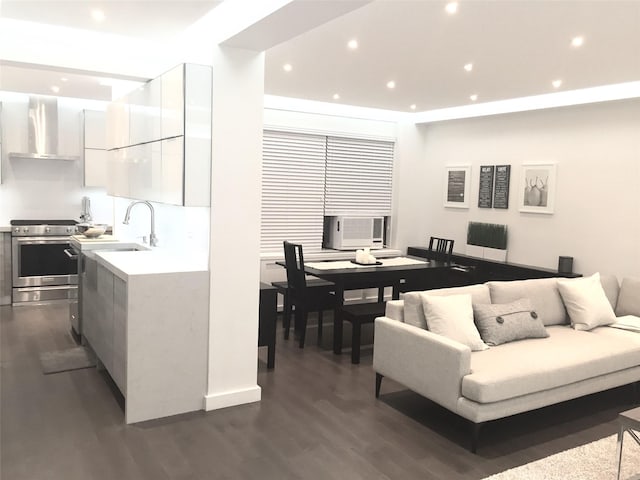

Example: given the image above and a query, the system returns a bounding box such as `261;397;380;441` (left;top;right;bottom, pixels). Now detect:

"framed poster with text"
493;165;511;209
444;165;471;208
478;165;495;208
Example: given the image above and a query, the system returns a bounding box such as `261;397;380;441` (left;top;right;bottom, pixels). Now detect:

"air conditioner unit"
326;216;384;250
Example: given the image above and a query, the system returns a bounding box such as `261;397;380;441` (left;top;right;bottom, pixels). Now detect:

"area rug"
39;346;96;374
483;434;640;480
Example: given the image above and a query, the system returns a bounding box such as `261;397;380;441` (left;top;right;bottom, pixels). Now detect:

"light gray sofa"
373;274;640;452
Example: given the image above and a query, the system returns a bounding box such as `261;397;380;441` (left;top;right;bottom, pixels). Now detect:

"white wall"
0;94;91;224
393;99;640;278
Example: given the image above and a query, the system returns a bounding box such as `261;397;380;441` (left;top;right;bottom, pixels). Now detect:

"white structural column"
206;45;265;410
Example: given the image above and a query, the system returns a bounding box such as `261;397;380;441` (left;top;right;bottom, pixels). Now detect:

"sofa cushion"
616;277;640;317
558;273;617;331
421;293;488;351
462;325;640;403
403;284;491;329
487;278;567;326
473;298;549;346
599;274;620;311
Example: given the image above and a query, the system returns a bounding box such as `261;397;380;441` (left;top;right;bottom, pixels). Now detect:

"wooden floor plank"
0;303;635;479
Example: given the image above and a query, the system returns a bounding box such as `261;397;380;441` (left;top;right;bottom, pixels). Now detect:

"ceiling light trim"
264;94;410;122
413;81;640;124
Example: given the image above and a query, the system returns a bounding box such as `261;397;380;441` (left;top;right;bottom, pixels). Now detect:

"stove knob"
23;227;29;234
13;227;20;234
45;227;51;233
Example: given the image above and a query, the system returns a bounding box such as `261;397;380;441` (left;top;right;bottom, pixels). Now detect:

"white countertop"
70;234;144;252
0;226;12;233
95;249;208;280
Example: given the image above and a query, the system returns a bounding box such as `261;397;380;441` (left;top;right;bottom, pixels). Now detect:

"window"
261;130;394;255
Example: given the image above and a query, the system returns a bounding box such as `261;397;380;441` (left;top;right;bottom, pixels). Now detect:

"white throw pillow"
616;277;640;317
557;273;617;331
420;293;488;351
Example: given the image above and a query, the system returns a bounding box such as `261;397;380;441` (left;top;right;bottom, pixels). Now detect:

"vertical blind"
261;130;395;255
324;136;394;216
261;131;327;254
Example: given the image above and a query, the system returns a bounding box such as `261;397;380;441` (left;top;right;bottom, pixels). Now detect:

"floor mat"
39;346;96;375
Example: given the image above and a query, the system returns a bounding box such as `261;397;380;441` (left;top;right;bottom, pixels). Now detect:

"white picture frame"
518;163;557;214
444;165;471;208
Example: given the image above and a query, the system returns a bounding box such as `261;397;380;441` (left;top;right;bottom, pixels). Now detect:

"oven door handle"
64;248;78;260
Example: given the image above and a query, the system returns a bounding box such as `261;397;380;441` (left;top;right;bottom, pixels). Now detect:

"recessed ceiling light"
445;2;458;14
386;80;396;89
552;79;563;89
91;9;105;22
464;63;473;72
61;77;68;82
571;36;584;47
283;63;293;72
410;104;417;110
333;93;340;100
347;39;358;50
470;94;478;101
51;85;60;93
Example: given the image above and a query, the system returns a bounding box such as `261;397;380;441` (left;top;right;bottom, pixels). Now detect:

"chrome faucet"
123;200;158;247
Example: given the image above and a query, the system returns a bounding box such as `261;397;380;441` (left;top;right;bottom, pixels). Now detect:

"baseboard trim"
204;385;262;411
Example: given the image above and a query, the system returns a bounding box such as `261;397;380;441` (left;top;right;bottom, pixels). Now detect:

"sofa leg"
375;373;383;398
471;422;483;454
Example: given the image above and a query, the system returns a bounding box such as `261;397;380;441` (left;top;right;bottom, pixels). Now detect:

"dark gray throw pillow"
473;298;549;346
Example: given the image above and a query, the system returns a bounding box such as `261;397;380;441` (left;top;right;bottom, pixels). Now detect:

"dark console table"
407;247;580;287
259;283;277;369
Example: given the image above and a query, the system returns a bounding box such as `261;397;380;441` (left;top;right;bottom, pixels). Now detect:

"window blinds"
261;130;327;254
324;136;394;216
261;131;395;254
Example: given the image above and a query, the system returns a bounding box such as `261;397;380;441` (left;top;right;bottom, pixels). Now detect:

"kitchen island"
84;247;209;424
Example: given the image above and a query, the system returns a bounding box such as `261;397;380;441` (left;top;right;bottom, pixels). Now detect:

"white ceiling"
1;0;639;112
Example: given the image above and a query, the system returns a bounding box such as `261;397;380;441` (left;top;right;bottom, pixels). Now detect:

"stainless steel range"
11;219;79;305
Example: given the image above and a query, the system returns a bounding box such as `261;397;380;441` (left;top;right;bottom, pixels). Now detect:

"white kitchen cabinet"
161;64;185;139
84;149;108;188
111;275;127;395
105;64;211;206
0;102;3;184
84;110;106;149
92;250;209;424
106;97;130;150
129;78;161;146
160;136;184;205
83;109;108;188
107;148;130;198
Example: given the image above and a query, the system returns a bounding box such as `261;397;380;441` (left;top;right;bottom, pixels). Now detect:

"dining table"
279;256;452;354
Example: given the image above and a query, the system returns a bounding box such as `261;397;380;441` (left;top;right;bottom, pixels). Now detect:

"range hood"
9;96;80;161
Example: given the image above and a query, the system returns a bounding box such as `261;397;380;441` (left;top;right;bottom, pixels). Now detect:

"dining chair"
399;236;455;293
427;236;454;263
282;241;337;348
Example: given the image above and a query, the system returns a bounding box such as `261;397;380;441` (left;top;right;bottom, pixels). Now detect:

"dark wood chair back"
283;241;307;294
428;236;454;262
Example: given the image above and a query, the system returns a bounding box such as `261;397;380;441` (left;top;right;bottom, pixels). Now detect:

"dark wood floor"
1;303;636;480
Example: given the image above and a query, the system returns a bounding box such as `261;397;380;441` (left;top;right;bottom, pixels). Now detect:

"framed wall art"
478;165;495;208
493;165;511;209
444;165;471;208
518;163;557;214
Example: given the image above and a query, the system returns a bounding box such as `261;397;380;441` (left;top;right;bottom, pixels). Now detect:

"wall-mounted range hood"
9;96;80;161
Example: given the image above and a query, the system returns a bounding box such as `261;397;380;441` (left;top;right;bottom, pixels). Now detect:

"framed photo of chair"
518;163;557;214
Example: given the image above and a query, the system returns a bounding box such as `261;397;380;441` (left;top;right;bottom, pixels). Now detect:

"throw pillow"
616;277;640;317
420;293;488;351
557;273;617;331
473;298;549;346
